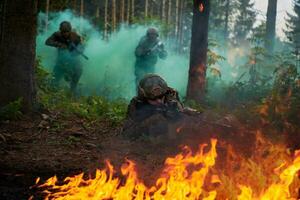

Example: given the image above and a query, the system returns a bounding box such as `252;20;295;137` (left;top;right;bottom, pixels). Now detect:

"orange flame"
199;3;204;12
35;138;300;200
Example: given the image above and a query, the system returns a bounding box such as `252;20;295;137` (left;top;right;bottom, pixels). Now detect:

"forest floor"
0;107;261;200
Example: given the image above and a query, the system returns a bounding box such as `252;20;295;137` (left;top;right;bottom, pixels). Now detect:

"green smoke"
36;10;189;100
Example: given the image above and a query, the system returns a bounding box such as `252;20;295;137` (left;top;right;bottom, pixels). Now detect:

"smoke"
36;10;189;100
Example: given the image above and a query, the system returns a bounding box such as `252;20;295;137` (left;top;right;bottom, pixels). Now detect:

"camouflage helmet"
138;74;168;99
59;21;72;32
146;27;159;37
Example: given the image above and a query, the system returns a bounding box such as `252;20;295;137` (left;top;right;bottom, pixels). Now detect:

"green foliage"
0;98;23;121
183;99;205;112
285;0;300;55
233;0;256;44
261;62;300;131
35;59;128;125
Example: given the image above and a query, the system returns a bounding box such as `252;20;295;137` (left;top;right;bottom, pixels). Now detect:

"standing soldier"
134;28;168;85
45;21;83;95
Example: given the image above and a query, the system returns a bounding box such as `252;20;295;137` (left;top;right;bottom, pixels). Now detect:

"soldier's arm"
45;32;67;49
135;38;149;57
158;43;167;60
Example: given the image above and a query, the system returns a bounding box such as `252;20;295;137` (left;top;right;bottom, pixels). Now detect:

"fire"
35;138;300;200
199;3;204;13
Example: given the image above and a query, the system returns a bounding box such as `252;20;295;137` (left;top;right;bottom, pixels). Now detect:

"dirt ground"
0;111;257;200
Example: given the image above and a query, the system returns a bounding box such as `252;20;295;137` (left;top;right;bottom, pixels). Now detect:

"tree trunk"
112;0;116;31
126;0;130;23
103;0;108;40
0;0;37;111
167;0;172;25
178;0;184;52
120;0;125;23
161;0;166;21
175;0;179;37
265;0;278;53
80;0;84;16
72;0;77;12
131;0;135;23
187;0;210;103
45;0;50;32
224;0;230;41
145;0;148;19
95;1;100;19
80;0;84;32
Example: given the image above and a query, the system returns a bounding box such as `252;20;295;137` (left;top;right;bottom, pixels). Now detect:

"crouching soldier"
134;28;168;85
123;74;199;140
45;21;83;95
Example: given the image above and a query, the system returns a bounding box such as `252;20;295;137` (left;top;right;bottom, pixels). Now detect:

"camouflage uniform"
123;74;187;139
134;28;167;85
45;21;83;93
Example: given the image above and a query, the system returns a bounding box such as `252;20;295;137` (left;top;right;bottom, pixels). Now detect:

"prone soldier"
123;74;199;140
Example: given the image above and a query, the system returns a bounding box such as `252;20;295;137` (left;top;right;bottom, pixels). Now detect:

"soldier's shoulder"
128;96;144;107
166;87;179;97
52;31;62;37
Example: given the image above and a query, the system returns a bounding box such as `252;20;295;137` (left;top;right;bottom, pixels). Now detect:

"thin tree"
103;0;108;40
224;0;230;41
161;0;166;21
265;0;278;53
145;0;148;19
0;0;37;111
112;0;116;31
72;0;77;12
120;0;125;23
167;0;172;25
131;0;135;23
187;0;210;103
45;0;50;32
178;0;185;51
94;0;100;24
80;0;84;32
175;0;180;37
126;0;130;23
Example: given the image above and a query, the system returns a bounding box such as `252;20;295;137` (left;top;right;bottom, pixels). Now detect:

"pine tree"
285;0;300;57
209;0;227;38
233;0;256;45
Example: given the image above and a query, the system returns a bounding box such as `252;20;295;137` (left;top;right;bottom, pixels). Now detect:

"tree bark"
0;0;37;111
167;0;172;25
120;0;125;23
95;0;100;19
45;0;50;32
103;0;108;40
178;0;184;52
112;0;116;31
131;0;135;23
126;0;130;23
224;0;230;41
265;0;278;53
72;0;77;12
161;0;166;21
187;0;210;103
145;0;148;19
80;0;84;32
175;0;179;37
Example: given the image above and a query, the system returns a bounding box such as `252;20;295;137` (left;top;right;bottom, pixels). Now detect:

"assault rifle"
146;41;164;55
68;42;89;60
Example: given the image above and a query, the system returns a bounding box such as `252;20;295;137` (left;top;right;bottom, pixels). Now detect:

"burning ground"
1;107;300;200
